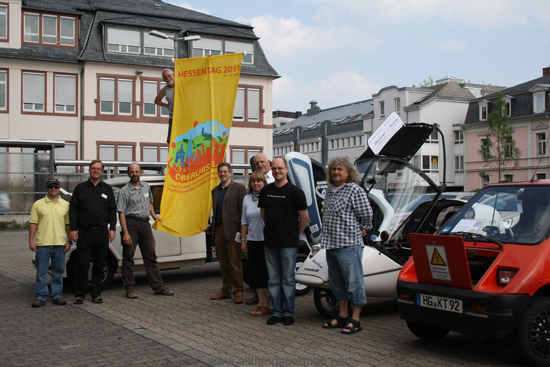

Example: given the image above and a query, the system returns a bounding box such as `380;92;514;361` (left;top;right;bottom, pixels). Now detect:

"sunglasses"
48;185;60;189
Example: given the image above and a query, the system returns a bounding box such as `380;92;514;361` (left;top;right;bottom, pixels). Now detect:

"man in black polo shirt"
69;160;117;304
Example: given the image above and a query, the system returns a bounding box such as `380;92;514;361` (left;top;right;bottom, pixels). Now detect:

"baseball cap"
46;178;60;187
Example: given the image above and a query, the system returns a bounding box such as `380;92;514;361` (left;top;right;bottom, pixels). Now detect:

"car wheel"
295;252;311;296
314;288;350;319
513;297;550;367
406;321;450;340
68;251;116;291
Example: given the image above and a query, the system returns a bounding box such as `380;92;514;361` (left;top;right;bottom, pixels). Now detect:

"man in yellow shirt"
29;178;71;307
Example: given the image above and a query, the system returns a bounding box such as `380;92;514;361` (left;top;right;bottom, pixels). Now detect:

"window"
455;155;464;173
192;38;222;57
395;98;401;112
141;143;169;162
55;142;77;173
225;41;254;64
0;4;7;40
536;173;547;180
480;102;488;120
98;142;136;173
23;72;45;112
481;174;490;187
23;12;76;46
427;129;439;143
503;174;513;182
144;33;174;57
534;92;546;113
504;136;513;158
356;136;362;146
233;85;262;123
42;15;57;44
231;147;261;175
422;155;438;173
413;155;420;169
505;100;511;116
379;101;385;117
142;80;159;116
118;79;132;114
481;138;490;159
0;69;6;111
107;28;140;54
454;130;464;144
537;132;547;156
54;74;76;113
98;76;134;116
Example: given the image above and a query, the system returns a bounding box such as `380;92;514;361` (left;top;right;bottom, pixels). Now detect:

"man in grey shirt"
117;163;173;298
154;69;175;143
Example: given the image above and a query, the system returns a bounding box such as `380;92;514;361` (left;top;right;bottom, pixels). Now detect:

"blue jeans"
264;246;297;318
35;246;66;301
326;245;366;306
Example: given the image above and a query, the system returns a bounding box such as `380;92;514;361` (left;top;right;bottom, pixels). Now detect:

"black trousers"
74;227;109;298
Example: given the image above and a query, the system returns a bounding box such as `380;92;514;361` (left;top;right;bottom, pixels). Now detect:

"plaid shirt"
320;182;373;250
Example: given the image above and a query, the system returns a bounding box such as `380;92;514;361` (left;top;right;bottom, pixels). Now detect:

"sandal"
250;305;262;316
323;315;349;329
341;319;362;334
92;296;104;304
255;306;271;317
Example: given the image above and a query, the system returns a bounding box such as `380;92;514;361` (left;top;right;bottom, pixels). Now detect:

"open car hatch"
410;233;473;290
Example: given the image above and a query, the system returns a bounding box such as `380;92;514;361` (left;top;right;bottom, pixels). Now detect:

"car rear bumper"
396;280;530;339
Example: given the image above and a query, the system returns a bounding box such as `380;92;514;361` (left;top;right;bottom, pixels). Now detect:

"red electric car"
397;180;550;366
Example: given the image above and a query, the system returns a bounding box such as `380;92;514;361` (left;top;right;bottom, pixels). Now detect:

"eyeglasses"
48;185;60;189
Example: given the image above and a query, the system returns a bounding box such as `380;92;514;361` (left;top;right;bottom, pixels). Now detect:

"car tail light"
399;293;414;300
497;268;517;286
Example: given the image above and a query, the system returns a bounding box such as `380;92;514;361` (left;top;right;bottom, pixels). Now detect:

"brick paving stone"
0;230;531;366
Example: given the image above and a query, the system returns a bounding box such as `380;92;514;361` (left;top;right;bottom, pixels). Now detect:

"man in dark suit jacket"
206;162;246;303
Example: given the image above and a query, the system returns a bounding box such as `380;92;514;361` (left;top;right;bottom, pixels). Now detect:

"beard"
167;79;175;86
130;176;139;183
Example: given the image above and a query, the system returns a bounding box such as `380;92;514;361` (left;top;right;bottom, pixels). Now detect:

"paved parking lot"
0;230;527;366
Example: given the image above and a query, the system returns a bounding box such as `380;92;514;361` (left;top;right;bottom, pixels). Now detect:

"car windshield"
438;185;550;245
358;158;439;241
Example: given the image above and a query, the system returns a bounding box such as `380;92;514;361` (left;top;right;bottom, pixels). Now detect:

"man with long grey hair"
320;156;372;334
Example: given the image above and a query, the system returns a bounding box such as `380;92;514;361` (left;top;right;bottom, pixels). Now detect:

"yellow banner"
153;53;243;237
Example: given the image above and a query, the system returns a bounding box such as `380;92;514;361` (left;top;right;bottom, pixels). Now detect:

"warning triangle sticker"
430;248;446;266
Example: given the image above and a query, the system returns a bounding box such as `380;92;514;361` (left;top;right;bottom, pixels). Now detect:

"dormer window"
225;41;254;64
23;12;76;47
534;92;546;113
503;95;512;117
144;32;174;57
107;29;140;54
192;38;222;57
479;101;488;121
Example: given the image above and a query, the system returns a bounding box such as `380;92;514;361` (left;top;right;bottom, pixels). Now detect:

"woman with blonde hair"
241;170;271;316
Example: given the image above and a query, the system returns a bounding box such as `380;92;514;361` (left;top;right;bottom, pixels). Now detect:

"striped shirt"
320;182;373;250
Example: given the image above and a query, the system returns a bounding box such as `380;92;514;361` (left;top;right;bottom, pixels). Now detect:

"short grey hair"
326;156;360;185
161;69;173;76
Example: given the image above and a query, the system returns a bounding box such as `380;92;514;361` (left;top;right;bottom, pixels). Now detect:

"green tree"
478;92;521;182
412;76;433;88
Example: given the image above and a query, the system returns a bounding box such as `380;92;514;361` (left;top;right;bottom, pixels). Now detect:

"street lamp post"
148;30;201;62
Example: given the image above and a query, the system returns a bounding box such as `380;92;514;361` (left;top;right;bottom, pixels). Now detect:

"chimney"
307;100;321;116
543;67;550;76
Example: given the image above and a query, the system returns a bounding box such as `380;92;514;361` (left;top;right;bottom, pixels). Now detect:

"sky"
168;0;550;113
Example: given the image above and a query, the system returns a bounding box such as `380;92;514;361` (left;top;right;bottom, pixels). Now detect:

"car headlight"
497;268;517;286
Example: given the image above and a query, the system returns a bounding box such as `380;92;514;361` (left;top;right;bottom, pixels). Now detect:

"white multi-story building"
275;77;503;191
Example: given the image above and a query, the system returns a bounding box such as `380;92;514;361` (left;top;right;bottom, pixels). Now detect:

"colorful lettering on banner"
153;53;243;237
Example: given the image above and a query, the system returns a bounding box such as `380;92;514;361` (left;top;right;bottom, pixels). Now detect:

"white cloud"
236;14;378;62
428;39;466;51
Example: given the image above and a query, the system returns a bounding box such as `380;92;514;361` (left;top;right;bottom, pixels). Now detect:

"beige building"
0;0;278;176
